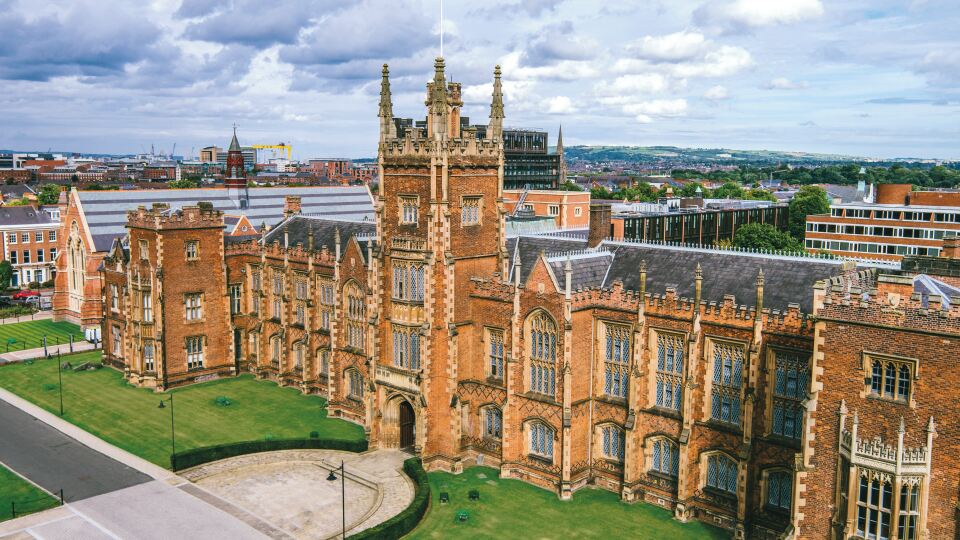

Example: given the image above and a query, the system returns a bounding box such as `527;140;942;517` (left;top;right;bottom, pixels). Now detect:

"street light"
327;460;345;539
158;394;176;469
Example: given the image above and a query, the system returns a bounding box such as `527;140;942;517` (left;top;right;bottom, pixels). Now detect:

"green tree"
711;182;745;199
788;185;830;239
745;188;778;202
0;260;12;289
37;184;61;205
733;223;804;253
168;179;199;189
558;180;583;191
590;186;614;199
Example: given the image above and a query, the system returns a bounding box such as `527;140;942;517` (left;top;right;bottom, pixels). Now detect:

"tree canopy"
733;223;804;253
788;185;830;239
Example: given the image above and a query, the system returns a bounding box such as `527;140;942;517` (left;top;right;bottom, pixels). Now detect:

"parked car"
12;290;40;300
0;295;13;307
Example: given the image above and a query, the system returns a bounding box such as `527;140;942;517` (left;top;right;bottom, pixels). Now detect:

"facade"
53;179;374;332
616;200;788;245
0;206;59;287
503;189;590;228
89;59;960;540
502;128;565;190
805;183;960;261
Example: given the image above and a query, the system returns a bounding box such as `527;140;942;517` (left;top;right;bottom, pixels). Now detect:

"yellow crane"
251;143;292;161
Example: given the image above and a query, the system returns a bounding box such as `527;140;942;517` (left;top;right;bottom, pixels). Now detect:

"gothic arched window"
528;312;557;397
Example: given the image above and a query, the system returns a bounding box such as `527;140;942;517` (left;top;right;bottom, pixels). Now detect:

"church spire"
557;124;567;186
488;64;504;141
379;64;395;140
229;125;241;152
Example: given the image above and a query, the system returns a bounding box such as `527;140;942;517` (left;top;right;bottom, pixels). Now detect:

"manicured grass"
0;319;83;352
0;464;59;521
406;467;729;540
0;352;365;467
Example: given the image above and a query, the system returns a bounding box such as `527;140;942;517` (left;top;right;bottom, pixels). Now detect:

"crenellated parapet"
126;202;223;230
570;282;642;311
470;276;514;302
256;238;336;266
817;273;960;334
380;135;502;160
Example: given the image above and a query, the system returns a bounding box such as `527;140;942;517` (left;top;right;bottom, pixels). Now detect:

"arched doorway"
399;400;415;449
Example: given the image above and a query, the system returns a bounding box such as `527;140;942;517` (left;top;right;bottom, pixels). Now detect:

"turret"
225;127;245;187
426;57;449;141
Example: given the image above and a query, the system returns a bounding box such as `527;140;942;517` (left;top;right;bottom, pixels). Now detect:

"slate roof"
0;185;35;199
261;215;376;256
0;205;54;226
913;274;960;309
76;186;374;251
510;234;856;312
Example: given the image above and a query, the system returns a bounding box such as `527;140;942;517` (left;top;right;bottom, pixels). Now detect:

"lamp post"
56;350;63;416
327;460;345;539
158;394;176;469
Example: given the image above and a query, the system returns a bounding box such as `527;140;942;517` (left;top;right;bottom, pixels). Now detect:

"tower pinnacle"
488;64;504;141
379;64;395;140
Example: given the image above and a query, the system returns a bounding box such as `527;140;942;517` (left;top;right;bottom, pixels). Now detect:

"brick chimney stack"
283;195;302;218
588;203;611;248
942;234;960;259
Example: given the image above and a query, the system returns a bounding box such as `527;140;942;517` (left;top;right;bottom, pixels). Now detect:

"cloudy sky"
0;0;957;160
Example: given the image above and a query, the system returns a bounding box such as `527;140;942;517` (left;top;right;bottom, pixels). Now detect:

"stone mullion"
622;301;647;499
675;317;702;521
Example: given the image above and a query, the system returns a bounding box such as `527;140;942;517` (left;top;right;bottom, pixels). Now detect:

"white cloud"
696;0;824;32
625;31;710;63
544;95;575;114
621;99;688;123
670;45;753;78
704;85;729;100
597;73;672;96
763;77;808;90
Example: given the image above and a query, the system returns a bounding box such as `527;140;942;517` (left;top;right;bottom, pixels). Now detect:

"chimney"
588;203;612;248
283;195;302;218
942;234;960;260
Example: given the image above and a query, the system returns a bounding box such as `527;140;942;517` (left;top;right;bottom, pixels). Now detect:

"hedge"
171;437;368;471
348;457;430;540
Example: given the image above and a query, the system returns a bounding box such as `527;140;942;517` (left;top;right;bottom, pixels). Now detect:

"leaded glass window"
706;454;737;495
897;483;920;540
656;332;684;410
711;342;744;426
650;438;679;477
773;350;809;440
488;329;504;379
529;312;557;397
530;422;554;459
604;325;630;399
856;474;892;540
766;471;792;510
484;407;502;439
601;425;625;462
869;358;912;403
392;325;420;370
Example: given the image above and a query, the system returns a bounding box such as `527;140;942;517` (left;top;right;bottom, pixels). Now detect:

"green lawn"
0;352;365;467
0;319;83;352
406;467;729;540
0;464;59;521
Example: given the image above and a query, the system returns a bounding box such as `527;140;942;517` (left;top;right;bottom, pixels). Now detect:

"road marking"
67;505;122;540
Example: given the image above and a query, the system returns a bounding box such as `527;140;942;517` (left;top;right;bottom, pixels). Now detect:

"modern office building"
613;197;789;244
805;183;960;260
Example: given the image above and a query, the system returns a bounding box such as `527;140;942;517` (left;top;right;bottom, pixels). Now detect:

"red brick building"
90;60;960;539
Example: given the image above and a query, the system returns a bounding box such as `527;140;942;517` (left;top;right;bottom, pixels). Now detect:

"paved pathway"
0;341;97;364
0;311;52;325
0;399;150;501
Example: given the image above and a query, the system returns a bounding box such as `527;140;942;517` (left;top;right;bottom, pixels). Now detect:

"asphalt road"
0;399;151;502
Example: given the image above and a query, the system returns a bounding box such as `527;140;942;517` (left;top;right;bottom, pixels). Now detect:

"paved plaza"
0;387;411;540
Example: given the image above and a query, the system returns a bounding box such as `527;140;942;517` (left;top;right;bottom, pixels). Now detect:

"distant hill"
563;145;870;165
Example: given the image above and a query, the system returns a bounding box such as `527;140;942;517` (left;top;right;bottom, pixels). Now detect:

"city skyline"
0;0;958;160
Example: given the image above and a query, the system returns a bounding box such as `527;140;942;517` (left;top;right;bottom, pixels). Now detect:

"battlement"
817;270;960;333
127;202;224;230
470;276;514;302
380;134;502;160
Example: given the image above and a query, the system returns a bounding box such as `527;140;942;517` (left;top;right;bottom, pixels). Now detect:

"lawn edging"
348;457;430;540
171;437;369;471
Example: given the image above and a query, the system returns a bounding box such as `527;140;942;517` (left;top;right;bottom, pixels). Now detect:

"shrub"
171;437;368;471
214;396;232;407
309;431;320;439
27;281;40;289
348;457;430;539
